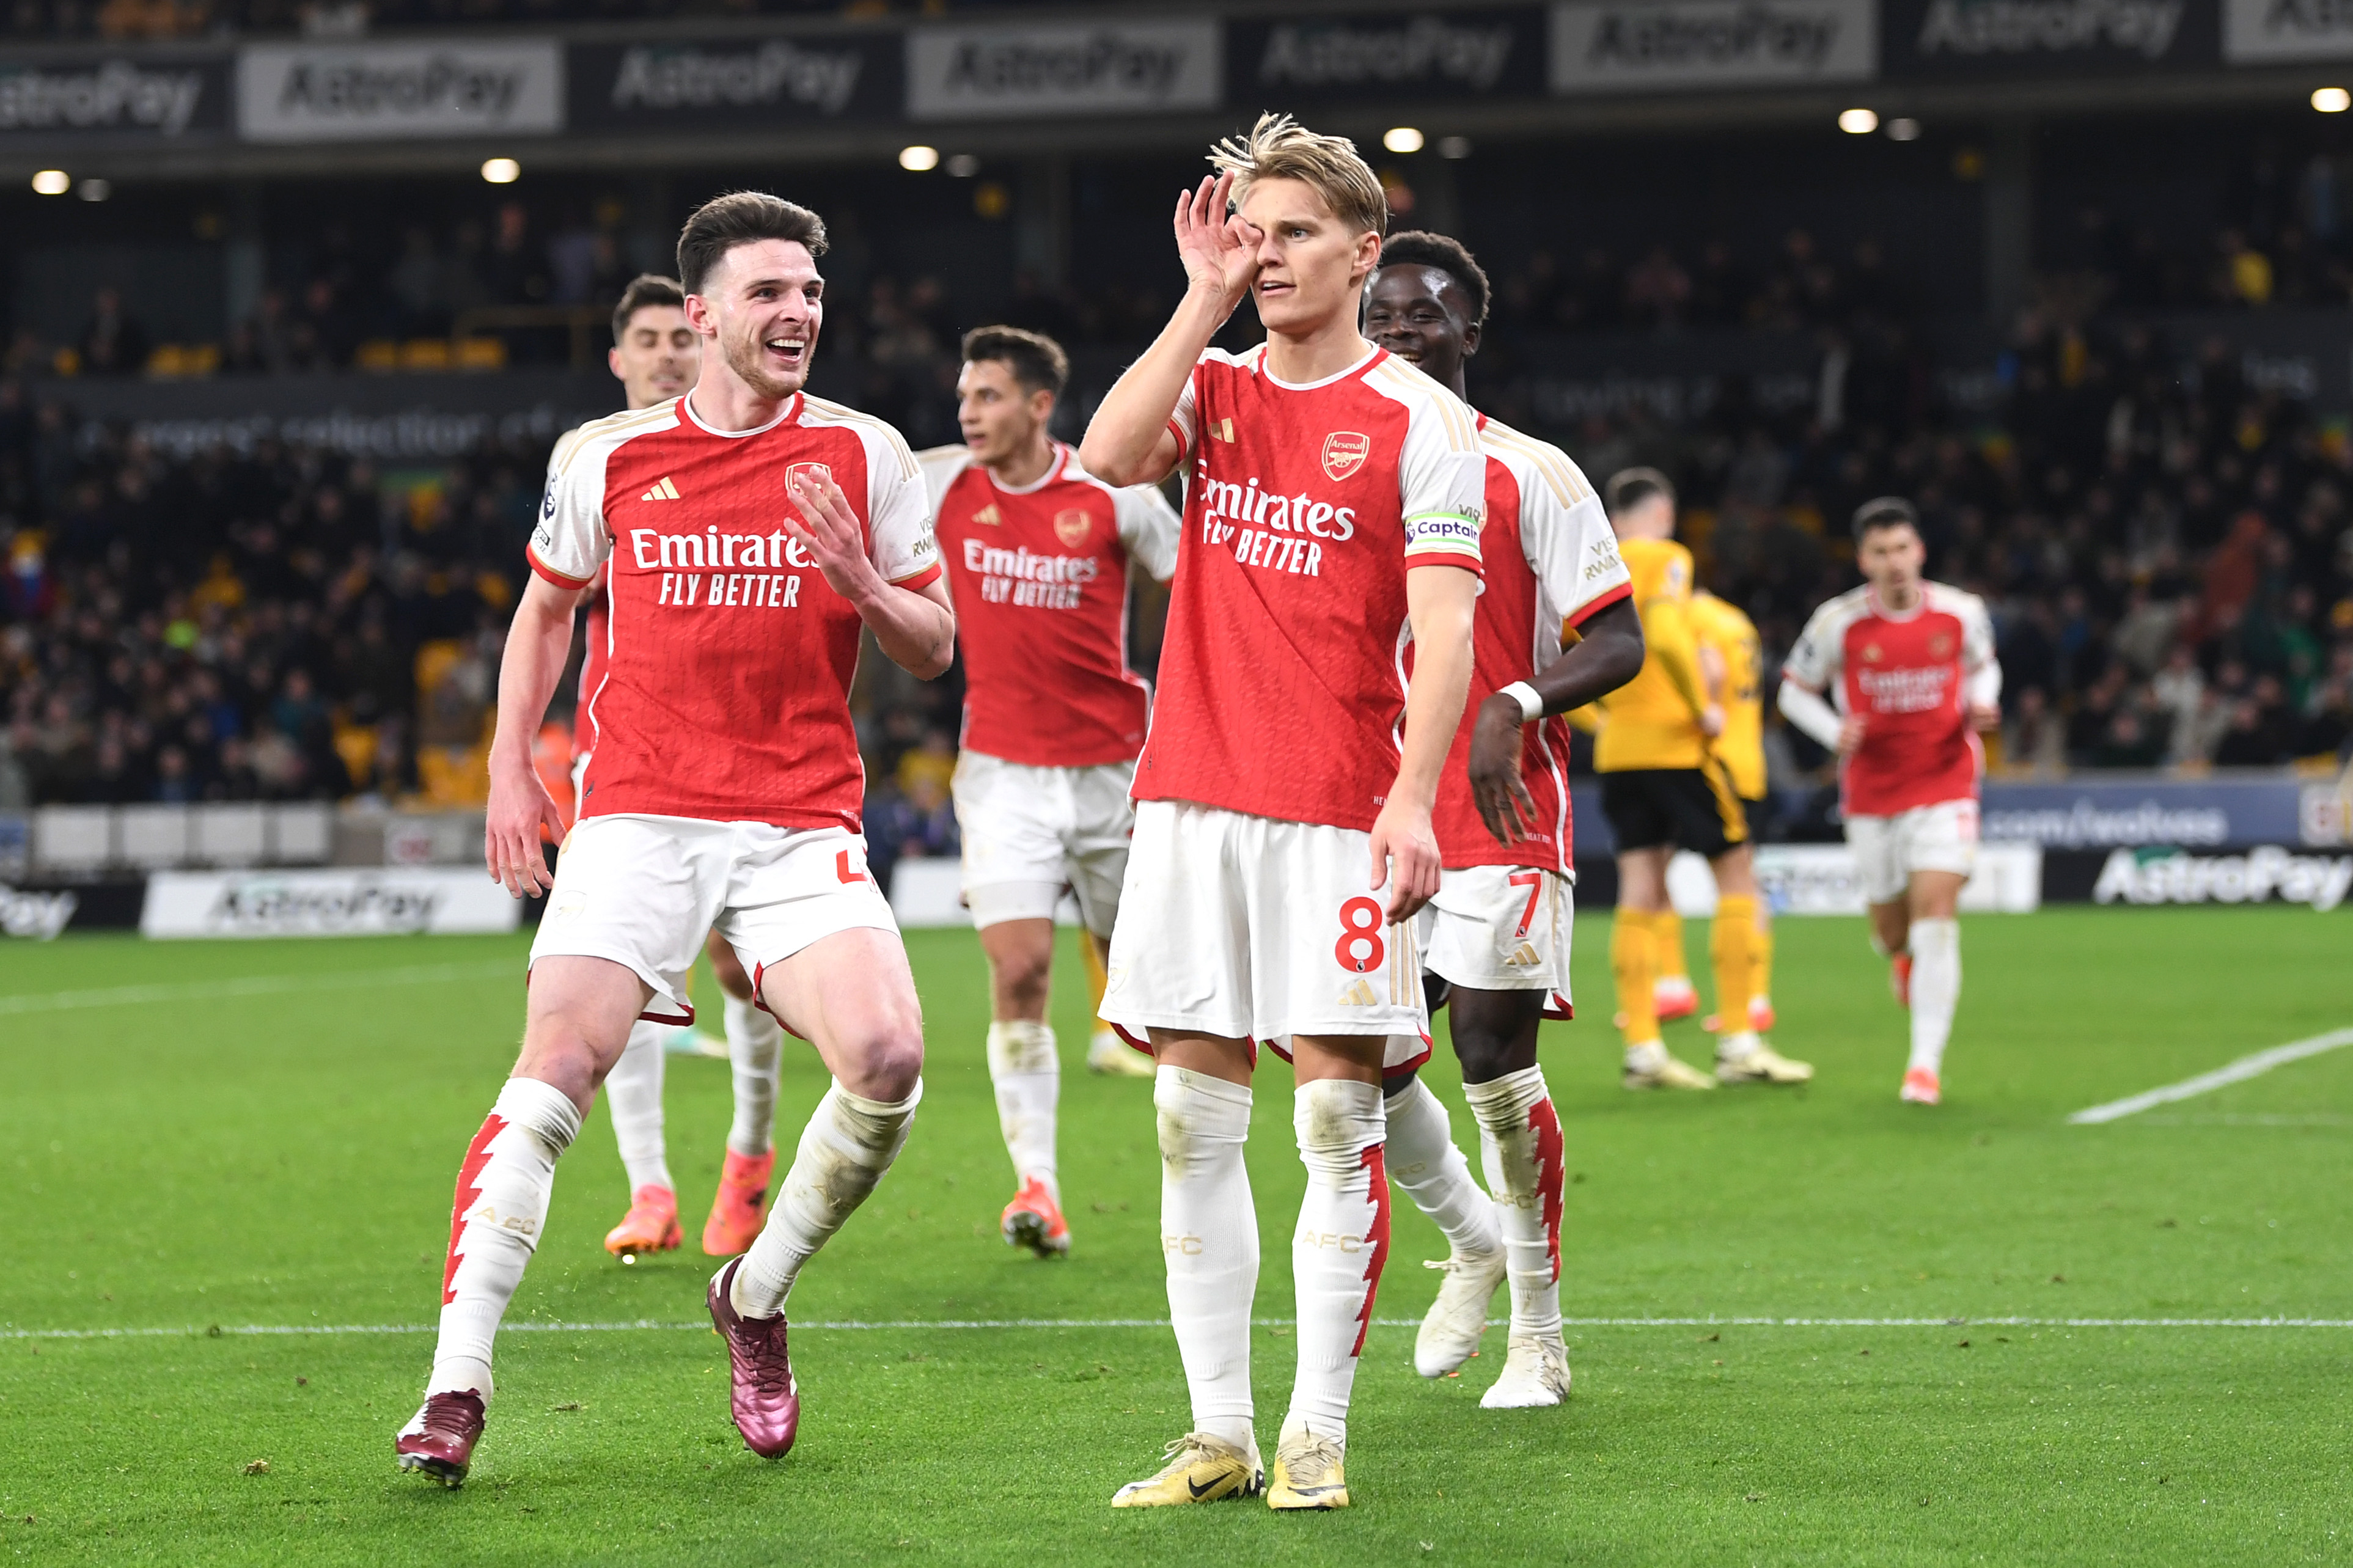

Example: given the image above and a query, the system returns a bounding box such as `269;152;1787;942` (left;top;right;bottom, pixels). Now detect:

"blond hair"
1208;112;1388;239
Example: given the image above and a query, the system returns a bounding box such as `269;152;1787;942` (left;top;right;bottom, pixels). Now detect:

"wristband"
1498;681;1544;723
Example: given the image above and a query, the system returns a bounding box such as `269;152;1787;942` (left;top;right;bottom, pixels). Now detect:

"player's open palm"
1173;173;1258;311
484;761;565;899
784;469;878;600
1368;797;1444;923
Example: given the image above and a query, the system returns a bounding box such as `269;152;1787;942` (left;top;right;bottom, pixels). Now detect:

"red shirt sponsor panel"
1137;345;1487;832
1428;416;1632;874
1783;582;1995;818
922;442;1180;768
526;393;941;830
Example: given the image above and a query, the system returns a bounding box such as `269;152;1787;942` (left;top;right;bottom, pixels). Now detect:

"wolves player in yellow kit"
1653;586;1776;1035
1587;471;1808;1088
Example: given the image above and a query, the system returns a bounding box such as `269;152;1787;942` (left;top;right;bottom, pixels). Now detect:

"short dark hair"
1605;466;1675;518
675;191;828;297
611;274;683;343
1851;495;1921;543
1377;230;1491;328
961;324;1069;399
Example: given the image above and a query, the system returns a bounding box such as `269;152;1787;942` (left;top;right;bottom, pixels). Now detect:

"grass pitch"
2;906;2349;1566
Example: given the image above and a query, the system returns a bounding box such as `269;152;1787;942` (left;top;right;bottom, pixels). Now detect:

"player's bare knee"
839;1023;925;1103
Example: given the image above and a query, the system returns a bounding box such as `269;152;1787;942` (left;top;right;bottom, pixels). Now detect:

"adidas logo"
641;476;681;502
1503;942;1543;967
972;502;1002;526
1210;418;1235;443
1337;978;1379;1007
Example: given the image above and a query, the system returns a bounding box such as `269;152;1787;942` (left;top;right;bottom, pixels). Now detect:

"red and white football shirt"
920;441;1179;768
1783;581;1995;817
1430;415;1632;874
573;565;609;763
526;392;941;831
1138;343;1486;831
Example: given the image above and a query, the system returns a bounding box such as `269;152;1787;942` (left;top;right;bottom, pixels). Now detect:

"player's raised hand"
1468;695;1539;847
1173;174;1258;310
782;467;881;601
483;757;565;899
1368;796;1444;923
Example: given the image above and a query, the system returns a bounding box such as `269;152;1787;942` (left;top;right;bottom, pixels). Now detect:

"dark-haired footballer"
915;325;1180;1259
1360;231;1643;1409
398;191;953;1483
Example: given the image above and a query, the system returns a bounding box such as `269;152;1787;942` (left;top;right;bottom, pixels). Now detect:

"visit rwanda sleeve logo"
1321;431;1371;482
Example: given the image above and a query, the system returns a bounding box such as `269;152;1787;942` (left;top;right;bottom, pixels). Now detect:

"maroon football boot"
395;1389;486;1486
708;1257;800;1457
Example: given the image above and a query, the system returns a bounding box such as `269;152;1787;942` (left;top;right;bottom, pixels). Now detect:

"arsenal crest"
1054;508;1093;548
786;461;834;487
1929;632;1953;657
1862;642;1883;662
1321;431;1371;482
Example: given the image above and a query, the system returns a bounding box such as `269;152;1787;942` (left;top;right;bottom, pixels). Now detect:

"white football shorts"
1420;863;1573;998
1101;799;1430;1069
1845;797;1979;906
951;750;1136;937
530;812;898;1025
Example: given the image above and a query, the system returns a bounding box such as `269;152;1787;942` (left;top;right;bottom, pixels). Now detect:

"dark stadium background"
2;0;2349;907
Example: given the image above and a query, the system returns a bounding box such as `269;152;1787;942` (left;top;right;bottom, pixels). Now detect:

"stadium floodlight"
945;153;982;177
1437;135;1472;159
1383;126;1425;153
2314;87;2352;114
31;169;69;195
1887;117;1923;141
78;177;111;202
899;145;941;172
1839;108;1879;135
481;158;521;184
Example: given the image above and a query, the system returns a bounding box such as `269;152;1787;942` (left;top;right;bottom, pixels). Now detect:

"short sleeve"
864;426;942;588
1398;389;1486;570
914;444;972;517
1784;600;1843;691
1959;593;1996;670
1527;485;1630;629
1166;361;1203;466
526;428;612;590
1113;482;1181;582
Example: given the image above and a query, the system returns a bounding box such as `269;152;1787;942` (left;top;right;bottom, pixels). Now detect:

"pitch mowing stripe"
10;1314;2353;1342
2067;1025;2353;1124
0;959;516;1017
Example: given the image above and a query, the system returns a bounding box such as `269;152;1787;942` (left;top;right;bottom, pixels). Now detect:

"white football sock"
1380;1076;1499;1262
1624;1039;1667;1074
1907;917;1961;1075
1283;1077;1388;1450
724;992;784;1157
1716;1030;1763;1064
603;1020;672;1195
429;1077;582;1403
1155;1066;1258;1453
986;1019;1060;1201
1463;1068;1565;1341
733;1078;920;1319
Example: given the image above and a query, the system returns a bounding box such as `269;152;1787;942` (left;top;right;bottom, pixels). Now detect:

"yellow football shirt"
1690;589;1766;799
1592;537;1708;772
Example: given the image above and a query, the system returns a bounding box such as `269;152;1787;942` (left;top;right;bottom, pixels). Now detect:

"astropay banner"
2223;0;2353;60
905;18;1221;120
142;868;521;937
1549;0;1878;93
238;38;563;142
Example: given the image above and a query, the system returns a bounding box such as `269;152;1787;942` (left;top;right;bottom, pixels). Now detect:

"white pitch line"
9;1314;2352;1342
0;959;516;1017
2067;1026;2353;1124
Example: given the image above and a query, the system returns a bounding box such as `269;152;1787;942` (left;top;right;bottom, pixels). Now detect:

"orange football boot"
1900;1066;1941;1105
703;1148;776;1257
603;1184;681;1258
1653;976;1699;1023
1000;1176;1071;1258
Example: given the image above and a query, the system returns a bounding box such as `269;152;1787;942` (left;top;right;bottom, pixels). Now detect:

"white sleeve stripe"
554;405;676;479
1369;360;1480;452
1483;428;1595;507
801;396;920;479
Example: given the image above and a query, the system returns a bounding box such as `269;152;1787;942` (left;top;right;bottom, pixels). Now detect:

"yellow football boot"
1267;1426;1349;1510
1109;1432;1263;1508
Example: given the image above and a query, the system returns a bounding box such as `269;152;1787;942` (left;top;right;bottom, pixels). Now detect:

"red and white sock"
1381;1075;1499;1262
1464;1068;1565;1341
988;1020;1060;1202
1155;1066;1258;1452
724;992;784;1158
429;1077;582;1402
603;1020;672;1194
732;1079;920;1318
1283;1078;1389;1448
1907;918;1961;1075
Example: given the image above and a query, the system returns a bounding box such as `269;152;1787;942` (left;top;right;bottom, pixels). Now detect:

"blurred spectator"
78;287;151;377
